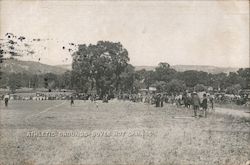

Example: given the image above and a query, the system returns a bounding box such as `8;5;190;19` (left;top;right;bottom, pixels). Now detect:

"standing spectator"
209;95;214;110
90;94;94;102
155;94;160;107
4;93;10;107
201;94;208;117
192;92;200;117
102;94;108;103
160;94;164;107
70;95;74;106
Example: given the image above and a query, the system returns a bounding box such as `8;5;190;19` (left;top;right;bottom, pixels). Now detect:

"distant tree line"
0;41;249;96
0;71;72;93
136;63;249;95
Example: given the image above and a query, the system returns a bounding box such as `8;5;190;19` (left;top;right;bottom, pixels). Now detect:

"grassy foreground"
0;100;249;165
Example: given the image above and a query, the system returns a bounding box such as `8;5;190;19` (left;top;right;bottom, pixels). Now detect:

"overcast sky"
0;0;249;67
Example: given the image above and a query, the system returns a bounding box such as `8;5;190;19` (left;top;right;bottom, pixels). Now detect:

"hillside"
134;65;239;74
56;64;72;70
56;64;239;74
1;59;240;75
0;59;68;75
172;65;239;74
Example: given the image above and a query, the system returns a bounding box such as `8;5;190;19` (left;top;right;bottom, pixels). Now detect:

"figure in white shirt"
4;94;10;107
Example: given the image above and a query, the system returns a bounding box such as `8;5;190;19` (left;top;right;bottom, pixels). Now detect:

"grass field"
0;100;250;165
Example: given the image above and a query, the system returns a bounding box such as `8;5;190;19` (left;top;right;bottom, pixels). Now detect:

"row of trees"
0;72;72;92
1;63;248;95
137;63;249;95
0;41;249;95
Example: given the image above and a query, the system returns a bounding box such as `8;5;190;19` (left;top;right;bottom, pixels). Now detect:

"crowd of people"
0;93;72;101
116;92;213;117
1;90;249;118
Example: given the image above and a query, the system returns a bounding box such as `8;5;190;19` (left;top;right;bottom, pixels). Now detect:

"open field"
0;100;250;165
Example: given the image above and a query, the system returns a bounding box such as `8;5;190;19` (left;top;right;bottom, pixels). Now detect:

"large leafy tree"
59;71;72;89
237;68;250;89
225;72;244;88
8;73;22;92
135;69;157;89
154;62;176;83
151;81;167;92
165;79;186;94
226;84;242;95
72;41;129;96
194;84;207;92
43;73;59;90
177;70;210;87
120;64;136;93
209;73;227;90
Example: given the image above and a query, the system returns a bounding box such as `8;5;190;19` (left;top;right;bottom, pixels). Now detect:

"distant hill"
1;59;240;75
172;65;239;74
1;59;68;75
56;64;72;70
56;64;239;74
134;65;239;74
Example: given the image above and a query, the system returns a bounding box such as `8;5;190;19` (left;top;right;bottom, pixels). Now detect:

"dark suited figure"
192;93;200;117
202;94;208;117
155;94;160;107
160;94;164;107
70;95;74;106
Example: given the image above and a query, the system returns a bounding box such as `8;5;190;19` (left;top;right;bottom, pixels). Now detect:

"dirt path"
214;107;250;118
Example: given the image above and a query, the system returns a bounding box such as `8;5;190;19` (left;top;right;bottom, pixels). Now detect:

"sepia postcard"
0;0;249;165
